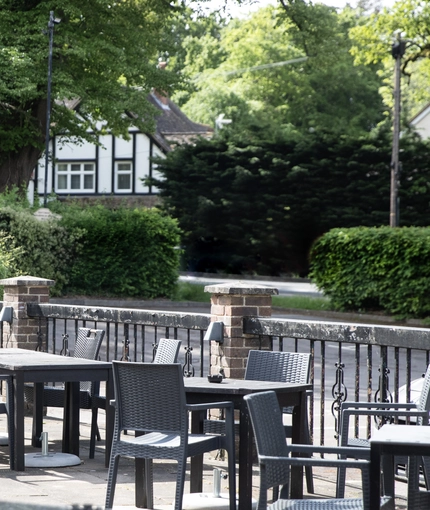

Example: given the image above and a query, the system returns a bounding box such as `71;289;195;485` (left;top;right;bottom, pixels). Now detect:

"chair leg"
303;418;314;493
174;457;187;510
105;453;120;509
336;464;347;498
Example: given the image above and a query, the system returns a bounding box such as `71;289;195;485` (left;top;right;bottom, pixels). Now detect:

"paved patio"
0;405;408;509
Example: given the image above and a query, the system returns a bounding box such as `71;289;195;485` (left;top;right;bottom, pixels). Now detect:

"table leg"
62;381;80;456
32;382;43;448
190;409;205;493
238;404;253;510
13;372;25;471
370;444;382;509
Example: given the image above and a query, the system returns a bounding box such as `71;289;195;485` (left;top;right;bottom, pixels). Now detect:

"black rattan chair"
205;350;314;493
24;328;105;458
245;390;377;510
105;361;236;510
89;337;182;458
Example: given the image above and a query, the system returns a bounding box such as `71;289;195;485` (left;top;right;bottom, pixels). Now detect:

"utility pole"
390;33;405;227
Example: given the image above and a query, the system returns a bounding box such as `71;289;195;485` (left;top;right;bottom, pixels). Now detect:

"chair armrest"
341;401;417;410
259;454;370;470
286;444;371;459
186;401;234;412
342;408;428;421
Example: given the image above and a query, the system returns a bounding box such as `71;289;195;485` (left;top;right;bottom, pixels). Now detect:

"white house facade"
410;103;430;139
32;92;213;206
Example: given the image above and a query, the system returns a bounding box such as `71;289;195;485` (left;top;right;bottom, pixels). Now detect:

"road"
179;274;324;298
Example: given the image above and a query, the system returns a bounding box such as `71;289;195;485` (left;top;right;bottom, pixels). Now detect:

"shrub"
59;204;181;298
309;227;430;319
0;207;77;295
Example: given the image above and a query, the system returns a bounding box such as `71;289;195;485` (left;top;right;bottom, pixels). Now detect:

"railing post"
0;276;55;350
205;281;278;379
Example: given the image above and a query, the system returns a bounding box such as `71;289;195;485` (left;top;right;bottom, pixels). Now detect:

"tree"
151;129;430;276
173;3;385;139
348;0;430;120
0;0;181;193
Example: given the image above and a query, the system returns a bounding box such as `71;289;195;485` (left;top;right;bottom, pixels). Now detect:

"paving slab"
0;405;408;509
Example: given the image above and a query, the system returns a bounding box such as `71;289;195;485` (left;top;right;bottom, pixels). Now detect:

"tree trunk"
0;99;47;194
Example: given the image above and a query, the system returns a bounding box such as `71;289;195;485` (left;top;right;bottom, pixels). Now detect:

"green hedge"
0;207;76;295
309;227;430;319
59;205;181;298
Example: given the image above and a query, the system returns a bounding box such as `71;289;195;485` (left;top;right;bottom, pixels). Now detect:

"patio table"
184;377;311;510
0;348;113;471
370;424;430;509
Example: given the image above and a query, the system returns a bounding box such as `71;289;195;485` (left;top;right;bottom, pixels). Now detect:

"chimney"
154;60;169;106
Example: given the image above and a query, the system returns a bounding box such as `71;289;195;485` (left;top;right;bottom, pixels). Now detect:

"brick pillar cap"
0;276;55;287
204;281;279;296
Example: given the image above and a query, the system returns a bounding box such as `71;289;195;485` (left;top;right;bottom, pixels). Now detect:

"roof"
148;91;213;152
56;93;213;154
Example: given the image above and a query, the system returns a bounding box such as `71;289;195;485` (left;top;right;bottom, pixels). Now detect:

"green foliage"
173;3;385;139
0;207;76;295
152;129;430;277
309;227;430;319
348;0;430;124
0;0;181;191
0;186;32;210
272;295;333;312
171;282;211;303
0;233;23;281
58;204;181;298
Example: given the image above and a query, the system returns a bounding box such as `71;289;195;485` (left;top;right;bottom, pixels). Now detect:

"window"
115;161;132;192
56;162;95;192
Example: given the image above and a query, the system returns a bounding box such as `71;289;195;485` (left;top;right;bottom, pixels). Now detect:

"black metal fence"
244;316;430;446
26;303;211;378
18;302;430;447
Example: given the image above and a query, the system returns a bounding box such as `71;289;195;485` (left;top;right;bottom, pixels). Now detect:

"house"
31;91;213;207
410;103;430;139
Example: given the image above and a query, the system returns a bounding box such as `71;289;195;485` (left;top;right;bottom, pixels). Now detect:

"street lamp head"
48;11;61;28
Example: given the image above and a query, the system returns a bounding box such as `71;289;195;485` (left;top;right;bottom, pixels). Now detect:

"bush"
0;207;76;295
309;227;430;319
59;204;181;298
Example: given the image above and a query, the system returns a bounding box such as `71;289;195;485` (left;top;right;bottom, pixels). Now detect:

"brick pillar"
205;282;278;379
0;276;55;350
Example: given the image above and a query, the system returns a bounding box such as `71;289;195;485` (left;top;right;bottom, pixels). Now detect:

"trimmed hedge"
59;205;181;298
0;207;76;295
309;227;430;319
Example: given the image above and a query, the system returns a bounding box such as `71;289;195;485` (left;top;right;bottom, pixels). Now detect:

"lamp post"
390;32;405;227
43;11;60;207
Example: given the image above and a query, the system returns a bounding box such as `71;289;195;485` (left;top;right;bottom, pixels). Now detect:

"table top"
183;376;311;395
0;348;111;372
370;424;430;446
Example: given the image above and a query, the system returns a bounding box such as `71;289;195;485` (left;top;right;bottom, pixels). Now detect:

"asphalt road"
179;274;324;298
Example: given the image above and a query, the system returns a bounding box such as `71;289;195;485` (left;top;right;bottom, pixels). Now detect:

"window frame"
55;161;96;193
114;160;133;193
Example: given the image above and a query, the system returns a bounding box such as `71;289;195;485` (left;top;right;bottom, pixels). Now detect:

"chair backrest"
244;391;290;490
112;361;187;434
417;364;430;422
74;328;105;393
73;328;105;361
245;350;311;385
153;339;181;364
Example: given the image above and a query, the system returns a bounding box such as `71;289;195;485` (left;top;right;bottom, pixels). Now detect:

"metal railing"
21;302;430;447
244;316;430;446
26;303;211;378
